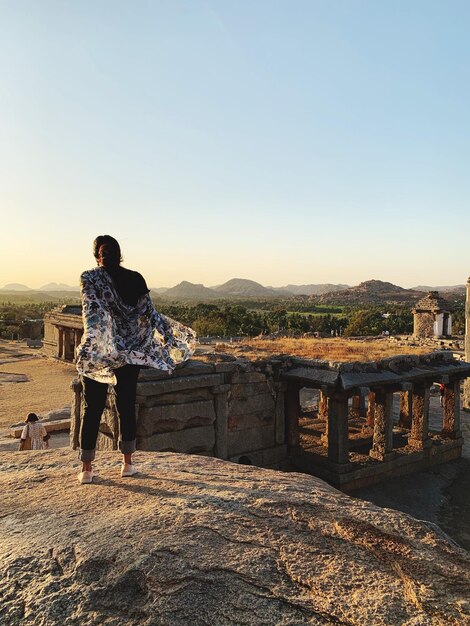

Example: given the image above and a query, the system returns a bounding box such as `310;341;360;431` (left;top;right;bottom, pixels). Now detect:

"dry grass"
213;337;430;362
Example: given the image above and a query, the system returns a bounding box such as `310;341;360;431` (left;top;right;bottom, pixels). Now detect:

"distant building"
412;291;452;339
19;319;44;340
43;305;83;362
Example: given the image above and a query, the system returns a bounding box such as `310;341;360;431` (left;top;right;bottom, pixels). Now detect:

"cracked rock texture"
1;450;469;626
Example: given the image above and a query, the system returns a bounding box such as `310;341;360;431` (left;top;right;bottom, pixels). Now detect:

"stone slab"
228;393;276;419
11;419;71;438
228;409;275;432
138;400;216;436
227;425;275;456
137;424;215;454
136;373;223;396
281;367;339;387
231;371;267;384
138;360;216;381
230;382;273;399
340;371;402;390
136;387;213;407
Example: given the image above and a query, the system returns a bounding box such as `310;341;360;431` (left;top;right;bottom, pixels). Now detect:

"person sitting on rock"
19;413;50;450
75;235;196;485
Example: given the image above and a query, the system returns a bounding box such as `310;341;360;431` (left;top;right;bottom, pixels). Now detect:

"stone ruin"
43;305;83;362
43;275;470;488
70;350;470;491
412;291;453;338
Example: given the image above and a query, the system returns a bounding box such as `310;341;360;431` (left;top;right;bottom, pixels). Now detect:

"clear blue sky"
1;0;469;289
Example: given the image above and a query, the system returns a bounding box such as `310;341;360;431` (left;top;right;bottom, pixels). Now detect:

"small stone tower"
412;291;452;339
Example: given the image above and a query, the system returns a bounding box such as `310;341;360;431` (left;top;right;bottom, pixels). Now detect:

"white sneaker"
121;463;138;478
78;470;94;484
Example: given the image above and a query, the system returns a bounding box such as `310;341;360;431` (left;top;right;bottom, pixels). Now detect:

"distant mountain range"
1;278;466;303
411;284;466;293
269;283;350;296
316;280;462;305
1;282;80;292
159;281;220;300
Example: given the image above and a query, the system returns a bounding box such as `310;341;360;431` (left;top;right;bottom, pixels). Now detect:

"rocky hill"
1;283;32;291
39;282;78;292
160;281;219;300
213;278;280;297
317;280;431;305
271;283;350;296
1;449;469;625
412;284;466;294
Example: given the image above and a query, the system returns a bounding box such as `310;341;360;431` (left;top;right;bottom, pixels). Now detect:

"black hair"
93;235;122;268
26;413;39;423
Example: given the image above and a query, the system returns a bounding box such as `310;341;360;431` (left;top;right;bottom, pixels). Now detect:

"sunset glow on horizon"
1;1;469;290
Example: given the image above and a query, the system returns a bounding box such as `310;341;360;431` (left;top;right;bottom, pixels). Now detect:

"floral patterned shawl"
76;267;196;384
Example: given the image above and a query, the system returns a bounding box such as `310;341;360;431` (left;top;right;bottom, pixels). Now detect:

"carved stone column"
369;390;394;461
327;393;350;467
318;390;328;421
285;384;300;448
58;327;64;359
350;395;361;419
442;380;462;439
410;383;431;449
399;390;412;429
364;391;375;431
212;383;230;459
63;329;71;360
274;382;286;445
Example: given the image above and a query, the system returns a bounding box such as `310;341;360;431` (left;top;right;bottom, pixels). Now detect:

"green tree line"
0;298;465;339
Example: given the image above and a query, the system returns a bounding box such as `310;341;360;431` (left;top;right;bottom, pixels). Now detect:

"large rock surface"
1;450;469;626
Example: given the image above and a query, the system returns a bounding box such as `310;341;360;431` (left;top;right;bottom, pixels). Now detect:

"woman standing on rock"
76;235;196;484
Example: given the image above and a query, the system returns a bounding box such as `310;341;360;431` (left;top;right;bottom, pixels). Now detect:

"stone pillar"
58;327;64;359
213;384;230;459
63;329;71;360
285;384;300;448
442;380;462;439
318;390;328;421
274;382;286;445
364;391;375;430
358;389;367;418
327;394;350;466
350;395;361;419
399;390;412;429
74;329;81;359
369;390;394;461
409;383;431;449
444;313;452;337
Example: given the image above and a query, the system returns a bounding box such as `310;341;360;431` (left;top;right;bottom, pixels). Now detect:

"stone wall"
71;359;289;469
43;306;83;361
413;311;435;338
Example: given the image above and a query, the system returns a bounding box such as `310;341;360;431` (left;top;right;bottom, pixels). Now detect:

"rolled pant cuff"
79;448;96;462
119;439;136;454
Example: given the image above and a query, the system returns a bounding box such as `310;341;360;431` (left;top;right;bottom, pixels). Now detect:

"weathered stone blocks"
137;425;215;454
227;425;275;456
138;400;216;436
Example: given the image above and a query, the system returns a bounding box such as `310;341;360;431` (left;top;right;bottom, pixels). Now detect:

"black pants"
79;364;141;462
